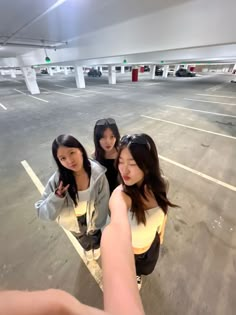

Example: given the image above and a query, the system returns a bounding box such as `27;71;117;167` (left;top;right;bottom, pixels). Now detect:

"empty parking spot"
0;103;7;110
95;87;122;91
21;160;103;290
119;83;140;87
2;78;22;84
206;84;225;92
54;84;69;88
14;88;26;95
184;98;236;107
85;89;108;94
41;87;95;98
14;89;48;102
197;94;236;99
144;83;161;86
40;87;80;98
21;160;45;193
159;155;236;192
165;105;236;118
141;115;236;140
28;95;49;103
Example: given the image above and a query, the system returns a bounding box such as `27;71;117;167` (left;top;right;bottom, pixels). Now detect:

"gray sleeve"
92;174;110;230
34;174;66;221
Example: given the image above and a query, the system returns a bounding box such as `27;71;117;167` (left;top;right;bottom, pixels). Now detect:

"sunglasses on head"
95;118;116;126
120;134;151;150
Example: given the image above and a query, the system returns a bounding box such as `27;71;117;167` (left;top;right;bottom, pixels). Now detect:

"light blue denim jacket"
35;160;110;233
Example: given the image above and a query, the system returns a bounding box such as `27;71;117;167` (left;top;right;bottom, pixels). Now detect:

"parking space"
0;72;235;314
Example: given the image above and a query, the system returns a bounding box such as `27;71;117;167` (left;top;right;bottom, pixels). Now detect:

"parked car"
144;66;150;72
87;68;102;77
231;80;236;83
155;67;163;76
41;69;48;74
175;68;196;77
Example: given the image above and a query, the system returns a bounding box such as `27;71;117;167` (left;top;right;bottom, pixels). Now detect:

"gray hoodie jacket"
35;160;109;233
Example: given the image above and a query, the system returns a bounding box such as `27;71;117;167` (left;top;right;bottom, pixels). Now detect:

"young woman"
111;133;177;289
93;118;121;194
35;134;110;261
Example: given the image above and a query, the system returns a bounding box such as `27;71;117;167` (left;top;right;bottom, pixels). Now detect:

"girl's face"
118;147;144;186
57;146;83;173
99;128;116;153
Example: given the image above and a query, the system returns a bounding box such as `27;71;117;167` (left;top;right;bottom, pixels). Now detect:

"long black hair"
52;134;91;206
117;133;178;225
93;118;120;162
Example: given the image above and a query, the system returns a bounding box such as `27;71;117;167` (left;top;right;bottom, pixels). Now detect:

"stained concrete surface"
0;71;235;314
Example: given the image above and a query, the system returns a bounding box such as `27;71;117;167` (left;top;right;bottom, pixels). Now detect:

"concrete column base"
64;67;68;75
174;65;180;73
48;68;54;76
11;69;16;78
75;65;85;88
150;65;156;79
162;65;169;78
108;66;116;84
21;67;40;95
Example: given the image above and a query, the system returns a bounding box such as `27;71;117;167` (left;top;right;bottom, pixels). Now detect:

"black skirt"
72;214;101;251
134;232;160;276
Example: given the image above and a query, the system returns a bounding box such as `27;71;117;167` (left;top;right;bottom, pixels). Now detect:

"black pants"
134;233;160;276
72;214;101;251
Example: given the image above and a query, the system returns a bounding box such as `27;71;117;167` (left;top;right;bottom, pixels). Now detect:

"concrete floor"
0;71;235;314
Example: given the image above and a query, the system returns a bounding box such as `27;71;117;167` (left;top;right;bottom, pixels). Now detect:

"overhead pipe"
0;41;68;49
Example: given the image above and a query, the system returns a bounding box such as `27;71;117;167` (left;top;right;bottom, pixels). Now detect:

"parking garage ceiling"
0;0;190;58
0;0;235;66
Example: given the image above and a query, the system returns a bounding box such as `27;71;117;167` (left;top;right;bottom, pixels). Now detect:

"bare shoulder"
109;185;132;218
111;185;131;207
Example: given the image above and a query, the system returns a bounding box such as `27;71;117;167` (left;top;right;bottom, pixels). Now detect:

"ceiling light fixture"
43;46;51;63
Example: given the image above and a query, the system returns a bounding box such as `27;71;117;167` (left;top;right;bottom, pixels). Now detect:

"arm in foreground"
101;188;145;315
0;289;105;315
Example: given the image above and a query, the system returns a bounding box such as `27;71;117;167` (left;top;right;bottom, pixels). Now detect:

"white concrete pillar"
11;69;16;78
232;64;236;74
1;70;5;75
108;65;116;84
64;67;68;75
121;66;125;74
150;65;156;79
94;66;98;70
99;66;103;73
174;65;180;72
21;67;40;95
182;64;188;69
75;65;85;89
162;65;169;78
56;66;60;72
48;67;54;76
